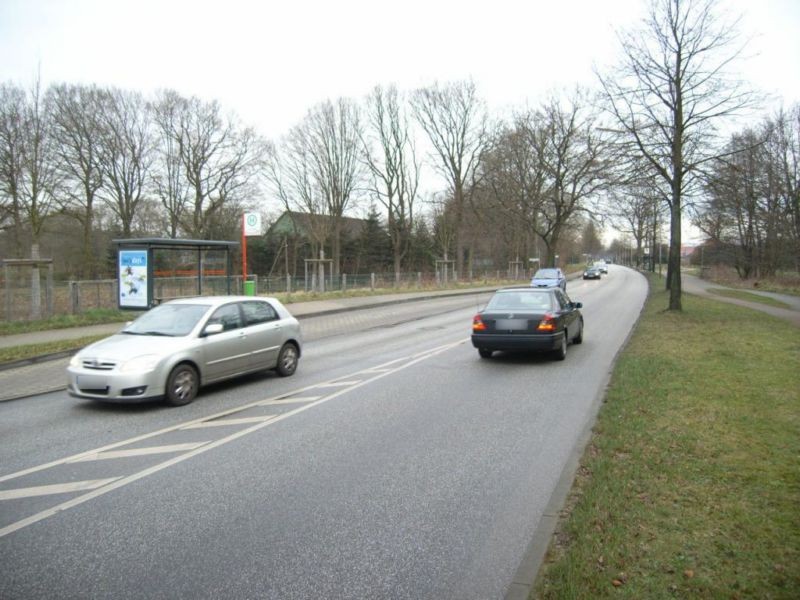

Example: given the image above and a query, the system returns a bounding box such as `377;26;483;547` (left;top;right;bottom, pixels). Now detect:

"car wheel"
276;342;299;377
574;318;584;344
165;364;198;406
478;348;493;359
553;332;567;361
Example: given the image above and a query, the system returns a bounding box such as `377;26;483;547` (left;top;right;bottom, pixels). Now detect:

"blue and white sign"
119;250;149;308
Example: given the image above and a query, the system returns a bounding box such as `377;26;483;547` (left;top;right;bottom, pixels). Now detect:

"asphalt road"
0;265;648;600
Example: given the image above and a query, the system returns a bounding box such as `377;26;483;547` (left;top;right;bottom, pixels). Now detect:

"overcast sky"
2;0;798;139
1;0;798;244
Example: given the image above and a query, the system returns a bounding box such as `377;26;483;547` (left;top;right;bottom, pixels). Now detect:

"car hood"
77;333;194;361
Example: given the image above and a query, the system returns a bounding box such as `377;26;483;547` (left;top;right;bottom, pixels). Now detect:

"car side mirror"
203;323;224;336
574;302;583;309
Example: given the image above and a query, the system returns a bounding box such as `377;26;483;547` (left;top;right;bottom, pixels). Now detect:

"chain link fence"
1;268;529;323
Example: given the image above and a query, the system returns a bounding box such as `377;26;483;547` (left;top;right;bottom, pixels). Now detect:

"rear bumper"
471;332;561;352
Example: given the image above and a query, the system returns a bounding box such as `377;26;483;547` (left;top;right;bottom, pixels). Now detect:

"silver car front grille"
81;359;117;371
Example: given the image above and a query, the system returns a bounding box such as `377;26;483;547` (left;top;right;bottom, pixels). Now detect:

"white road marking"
0;338;468;538
317;380;361;387
181;416;277;429
0;478;121;501
259;396;322;405
69;443;209;462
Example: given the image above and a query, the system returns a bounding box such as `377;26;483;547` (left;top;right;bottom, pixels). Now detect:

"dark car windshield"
533;269;560;279
123;303;211;337
486;291;553;312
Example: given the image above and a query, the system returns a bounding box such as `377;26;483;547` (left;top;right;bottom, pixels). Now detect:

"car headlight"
69;354;82;368
119;354;161;373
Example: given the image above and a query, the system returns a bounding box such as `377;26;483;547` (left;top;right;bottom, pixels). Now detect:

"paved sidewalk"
0;287;500;402
681;273;800;327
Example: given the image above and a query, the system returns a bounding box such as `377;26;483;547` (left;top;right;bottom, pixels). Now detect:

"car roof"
496;286;557;293
164;295;279;307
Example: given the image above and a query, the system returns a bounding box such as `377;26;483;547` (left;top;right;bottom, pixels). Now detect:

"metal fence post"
69;281;79;314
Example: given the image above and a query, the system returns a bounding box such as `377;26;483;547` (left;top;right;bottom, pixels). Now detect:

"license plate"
496;319;527;331
77;375;107;389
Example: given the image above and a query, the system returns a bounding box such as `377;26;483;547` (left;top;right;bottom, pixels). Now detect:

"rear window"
487;292;553;311
534;269;560;278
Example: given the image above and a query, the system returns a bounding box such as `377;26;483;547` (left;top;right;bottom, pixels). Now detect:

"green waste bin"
243;280;255;296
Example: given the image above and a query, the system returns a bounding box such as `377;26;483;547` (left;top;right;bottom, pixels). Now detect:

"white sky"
1;0;799;242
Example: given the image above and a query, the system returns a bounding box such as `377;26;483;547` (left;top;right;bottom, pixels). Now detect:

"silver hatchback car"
67;296;302;406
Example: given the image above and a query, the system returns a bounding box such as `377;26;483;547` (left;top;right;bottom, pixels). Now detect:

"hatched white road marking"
181;416;277;429
0;338;467;538
0;478;121;501
259;396;322;405
317;380;361;387
69;442;209;462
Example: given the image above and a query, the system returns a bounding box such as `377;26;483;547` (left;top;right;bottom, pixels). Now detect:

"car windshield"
123;303;211;337
486;291;553;311
533;269;560;279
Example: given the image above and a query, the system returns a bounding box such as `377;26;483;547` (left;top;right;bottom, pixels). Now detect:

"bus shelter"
113;238;239;310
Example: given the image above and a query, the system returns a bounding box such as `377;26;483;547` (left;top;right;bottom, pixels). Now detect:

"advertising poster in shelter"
119;250;149;308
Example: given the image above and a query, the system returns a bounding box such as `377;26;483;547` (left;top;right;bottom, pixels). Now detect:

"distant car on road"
583;265;602;279
67;296;302;406
594;260;608;274
531;268;567;291
471;286;583;360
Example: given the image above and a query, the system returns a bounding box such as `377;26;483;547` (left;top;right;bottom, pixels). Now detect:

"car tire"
573;318;584;344
165;364;199;406
553;332;567;361
478;348;493;359
276;342;299;377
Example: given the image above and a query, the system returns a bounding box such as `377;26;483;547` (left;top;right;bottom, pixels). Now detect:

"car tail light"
473;314;487;332
537;313;557;331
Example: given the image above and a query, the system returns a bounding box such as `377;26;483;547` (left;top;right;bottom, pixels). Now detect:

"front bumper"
66;367;165;403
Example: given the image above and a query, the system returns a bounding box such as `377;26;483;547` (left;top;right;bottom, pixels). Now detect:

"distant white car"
594;261;608;274
67;296;302;406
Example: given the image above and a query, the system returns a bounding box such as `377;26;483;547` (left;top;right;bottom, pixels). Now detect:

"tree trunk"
667;197;682;311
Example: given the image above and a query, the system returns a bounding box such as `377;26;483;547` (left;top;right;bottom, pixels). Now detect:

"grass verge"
707;287;792;309
0;309;137;336
534;277;800;598
0;335;107;364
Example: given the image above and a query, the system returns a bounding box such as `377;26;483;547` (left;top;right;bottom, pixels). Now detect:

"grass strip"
534;278;800;599
707;287;793;309
0;335;108;364
0;309;135;336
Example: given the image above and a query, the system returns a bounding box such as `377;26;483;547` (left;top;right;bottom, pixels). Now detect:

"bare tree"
150;90;189;238
0;83;26;256
96;88;153;237
770;105;800;271
264;127;330;262
478;117;547;269
598;0;758;310
412;80;488;276
363;85;420;283
305;98;364;275
164;94;265;239
532;93;610;267
48;83;106;276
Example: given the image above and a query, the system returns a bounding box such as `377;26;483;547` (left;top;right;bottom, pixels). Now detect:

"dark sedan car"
583;265;602;279
471;287;583;360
